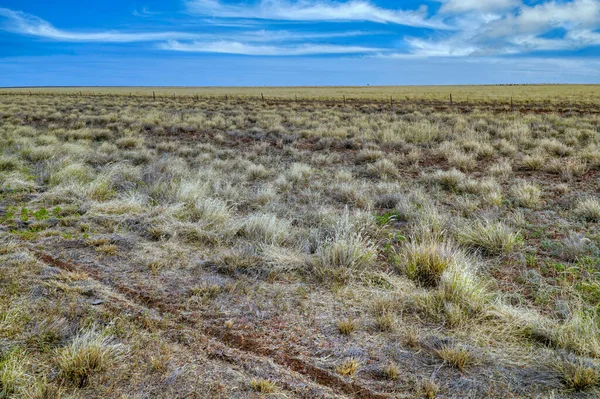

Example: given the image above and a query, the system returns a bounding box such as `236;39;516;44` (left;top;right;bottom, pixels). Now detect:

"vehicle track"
29;247;392;399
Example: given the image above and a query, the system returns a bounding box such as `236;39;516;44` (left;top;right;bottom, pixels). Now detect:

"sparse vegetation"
0;87;599;397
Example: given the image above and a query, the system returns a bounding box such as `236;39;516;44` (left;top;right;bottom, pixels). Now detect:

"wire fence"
1;90;599;110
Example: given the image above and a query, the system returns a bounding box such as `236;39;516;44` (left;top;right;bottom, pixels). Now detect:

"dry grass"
336;358;361;377
1;90;599;398
56;328;125;387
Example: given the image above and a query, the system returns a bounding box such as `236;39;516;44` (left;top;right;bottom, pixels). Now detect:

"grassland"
4;84;600;104
1;86;600;398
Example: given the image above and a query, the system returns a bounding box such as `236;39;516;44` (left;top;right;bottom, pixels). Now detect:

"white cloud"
408;0;600;56
160;40;382;55
186;0;449;29
438;0;521;14
0;8;200;42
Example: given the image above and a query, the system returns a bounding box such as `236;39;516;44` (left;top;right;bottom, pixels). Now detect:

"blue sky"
1;0;599;86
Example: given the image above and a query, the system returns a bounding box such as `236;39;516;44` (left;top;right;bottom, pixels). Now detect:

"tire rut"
28;247;392;399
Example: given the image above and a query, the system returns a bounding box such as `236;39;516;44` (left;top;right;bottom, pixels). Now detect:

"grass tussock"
454;219;521;255
575;198;600;222
336;358;361;377
56;328;125;387
2;90;600;398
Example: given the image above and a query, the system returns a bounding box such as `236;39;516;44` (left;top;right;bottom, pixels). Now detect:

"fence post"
295;94;297;102
343;95;346;104
511;97;514;111
261;93;265;102
450;93;453;106
153;91;156;100
390;96;393;107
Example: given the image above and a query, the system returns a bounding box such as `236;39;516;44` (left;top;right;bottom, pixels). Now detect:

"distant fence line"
0;90;598;108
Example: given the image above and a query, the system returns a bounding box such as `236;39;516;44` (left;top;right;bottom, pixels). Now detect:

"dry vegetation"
0;87;600;398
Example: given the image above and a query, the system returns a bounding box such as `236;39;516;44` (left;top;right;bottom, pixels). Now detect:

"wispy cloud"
160;40;382;55
437;0;521;14
0;8;200;42
185;0;449;29
2;1;600;59
132;7;161;17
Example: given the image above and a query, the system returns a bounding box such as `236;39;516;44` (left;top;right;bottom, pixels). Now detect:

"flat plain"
1;85;600;398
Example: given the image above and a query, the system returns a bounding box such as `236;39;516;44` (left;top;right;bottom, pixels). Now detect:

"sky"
1;0;600;86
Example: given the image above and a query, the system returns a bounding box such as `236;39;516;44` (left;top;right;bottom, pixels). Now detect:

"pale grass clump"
575;198;600;222
434;345;473;371
262;245;308;273
336;358;361;377
0;155;22;172
580;144;600;169
49;162;95;186
56;327;125;387
115;136;144;150
409;202;449;243
428;169;466;191
313;233;377;283
489;161;513;179
240;213;291;245
311;211;377;283
552;312;600;358
454;219;521;255
401;241;458;288
186;197;232;227
446;150;477;172
520;152;547;171
545;158;588;180
438;265;488;314
337;318;356;335
246;163;270;180
553;356;600;391
402;120;442;144
1;172;37;193
250;378;277;393
356;149;383;164
540;138;572;157
511;180;542;209
494;139;518;157
366;158;398;180
0;351;27;397
285;162;313;184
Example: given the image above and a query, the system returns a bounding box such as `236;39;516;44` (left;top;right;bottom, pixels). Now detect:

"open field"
1;88;600;398
3;85;600;105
